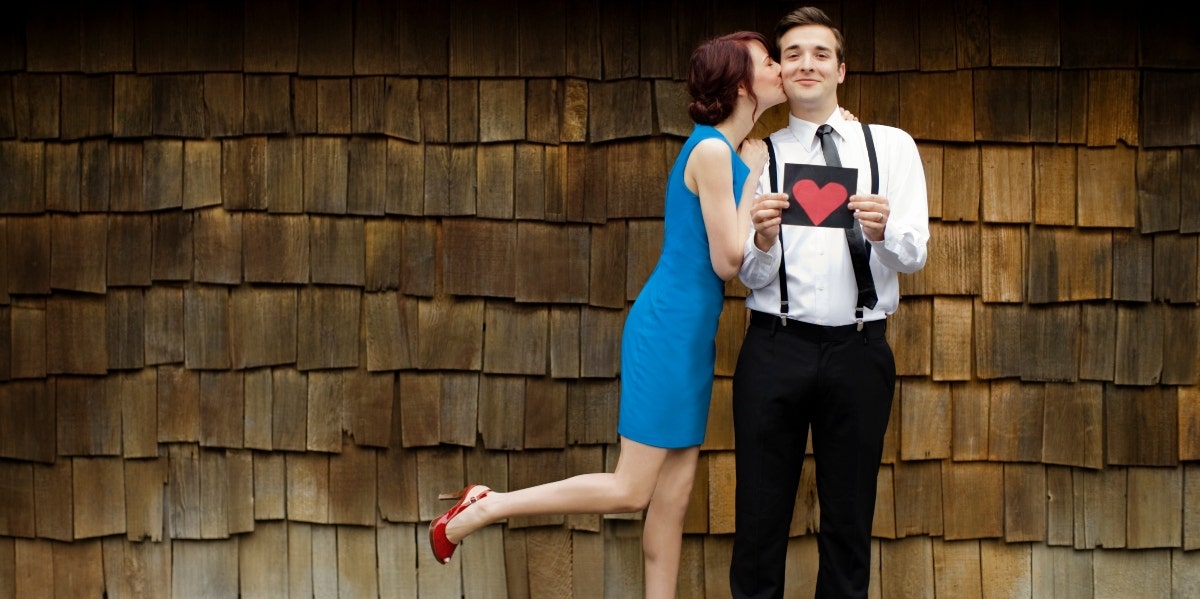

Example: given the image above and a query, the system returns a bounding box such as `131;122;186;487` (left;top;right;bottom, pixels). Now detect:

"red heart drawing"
792;179;849;226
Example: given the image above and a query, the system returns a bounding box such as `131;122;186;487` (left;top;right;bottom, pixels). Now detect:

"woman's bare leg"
443;437;669;543
642;446;700;599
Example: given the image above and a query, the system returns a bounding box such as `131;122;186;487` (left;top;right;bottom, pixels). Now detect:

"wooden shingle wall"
1;1;1199;597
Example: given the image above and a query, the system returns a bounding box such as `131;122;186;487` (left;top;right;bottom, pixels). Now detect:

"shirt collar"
787;107;847;144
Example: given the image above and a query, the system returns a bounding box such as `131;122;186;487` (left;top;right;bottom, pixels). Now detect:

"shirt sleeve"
739;230;782;289
869;127;929;274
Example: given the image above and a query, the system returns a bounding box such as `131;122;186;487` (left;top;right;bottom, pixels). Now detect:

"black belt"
749;310;886;341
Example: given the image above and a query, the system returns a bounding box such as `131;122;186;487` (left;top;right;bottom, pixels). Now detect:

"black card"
780;163;859;228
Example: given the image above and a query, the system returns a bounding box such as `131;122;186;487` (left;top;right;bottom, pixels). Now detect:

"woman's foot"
428;484;491;564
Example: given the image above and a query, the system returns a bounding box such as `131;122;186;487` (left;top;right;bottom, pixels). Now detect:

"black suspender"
763;122;880;325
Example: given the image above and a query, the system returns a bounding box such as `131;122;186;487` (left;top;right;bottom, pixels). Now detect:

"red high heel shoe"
428;484;491;564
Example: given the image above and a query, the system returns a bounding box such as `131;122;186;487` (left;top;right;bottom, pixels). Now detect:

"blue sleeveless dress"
617;124;749;448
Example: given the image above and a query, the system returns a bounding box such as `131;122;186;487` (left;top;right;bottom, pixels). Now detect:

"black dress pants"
729;313;895;599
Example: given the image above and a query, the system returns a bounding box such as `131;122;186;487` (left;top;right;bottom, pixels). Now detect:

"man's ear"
837;62;846;84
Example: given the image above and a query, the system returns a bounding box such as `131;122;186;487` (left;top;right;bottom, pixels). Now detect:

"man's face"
778;24;845;110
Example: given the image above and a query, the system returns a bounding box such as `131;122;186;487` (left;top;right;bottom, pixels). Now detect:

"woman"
430;32;788;598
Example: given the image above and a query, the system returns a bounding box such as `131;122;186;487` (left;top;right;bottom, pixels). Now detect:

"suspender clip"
856;318;863;332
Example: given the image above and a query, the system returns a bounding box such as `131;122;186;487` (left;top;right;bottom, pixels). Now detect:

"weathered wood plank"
974;70;1030;142
515;222;589;303
442;219;516;298
56;374;121;456
46;294;108;375
144;286;184;365
893;458;943;537
1087;70;1140;147
942;460;1001;540
578;307;622;379
898;71;974;142
900;378;951;460
60;75;113;140
73;456;127;539
199;371;243;449
184;285;231;370
113;368;157;458
157;364;200;443
124;456;165;543
329;442;377;526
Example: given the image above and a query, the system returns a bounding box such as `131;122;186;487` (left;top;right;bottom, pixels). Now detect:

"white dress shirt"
740;109;930;326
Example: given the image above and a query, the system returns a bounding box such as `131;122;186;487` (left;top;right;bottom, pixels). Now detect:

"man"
729;6;929;599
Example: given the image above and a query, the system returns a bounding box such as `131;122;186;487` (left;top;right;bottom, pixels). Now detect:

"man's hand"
751;192;790;251
849;194;889;242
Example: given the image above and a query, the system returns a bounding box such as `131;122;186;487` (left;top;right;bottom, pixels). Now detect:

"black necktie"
816;125;877;312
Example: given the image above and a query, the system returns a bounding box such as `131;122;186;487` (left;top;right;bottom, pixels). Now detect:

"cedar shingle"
1114;303;1164;387
484;301;547;375
13;74;59;140
562;78;588;143
316;78;351;134
418;78;447;143
515;222;589;303
625;219;662;300
243;213;309;284
917;1;957;71
889;296;931;376
1061;2;1136;68
513;144;546;220
588;80;653;142
109;139;142;212
1027;227;1111;303
364;218;401;291
351;77;385;134
0;141;44;213
442;218;516;298
297;0;352;76
363;291;414;371
480;80;525;142
449;0;519;77
272;368;308;452
447;79;478;143
1163;306;1199;385
1138;148;1181;233
1143;73;1200;146
414;446;463;520
384;138;422;215
114;75;152;138
193;208;242;285
50;214;107;294
974;302;1023;379
0;76;12;138
380;78;419;142
525;376;567;449
144;286;184;365
417;298;483;371
1126;467;1182;549
158;365;200;443
565;1;601;79
226;450;254;534
142;139;183;211
654;80;691;138
203;74;243;138
265;136;303;213
243;369;272;450
286;452;330;523
1046;381;1099;470
61;75;113;140
951;380;990;461
305;137;349;214
1112;230;1152;302
1154;234;1198;304
46;294;108;375
1106;384;1177;466
1057;70;1088;144
230;286;297;369
80;2;133;73
1087;70;1140;147
987;380;1044;462
440;372;479;447
341;368;393;448
549;306;580;379
636;1;672;78
606;140;666;219
477;374;525;451
221;136;267;211
351;0;397;74
874;0;919;72
244;75;292;135
518;0;566;77
251;453;285;518
475;143;515;220
27;6;79;71
106;288;145;371
1074;466;1126;548
1033;145;1076;226
306;370;342;452
11;298;48;379
184;285;231;370
902;71;974;142
942;460;1002;540
55;374;120;455
565;142;605;224
199;365;242;453
151;210;193;281
106;215;153;287
400;218;435;297
376;410;417;515
186;1;243;72
291;77;317;134
988;0;1059;66
893;459;944;537
134;2;188;73
33;461;73;541
980;225;1024;303
589;222;626;309
984;145;1032;225
243;0;298;73
1045;467;1075;546
900;378;952;460
0;380;54;463
1004;463;1047;542
347;137;387;215
72;456;126;539
152;75;205;138
1029;70;1059;143
183;139;222;210
296;286;360;370
1020;303;1080;382
309;215;365;286
939;144;980;221
80;139;110;211
859;73;899;128
932;296;972;381
114;368;157;458
578;307;622;379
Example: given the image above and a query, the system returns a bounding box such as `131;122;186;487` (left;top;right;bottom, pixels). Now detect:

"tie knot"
816;124;834;138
